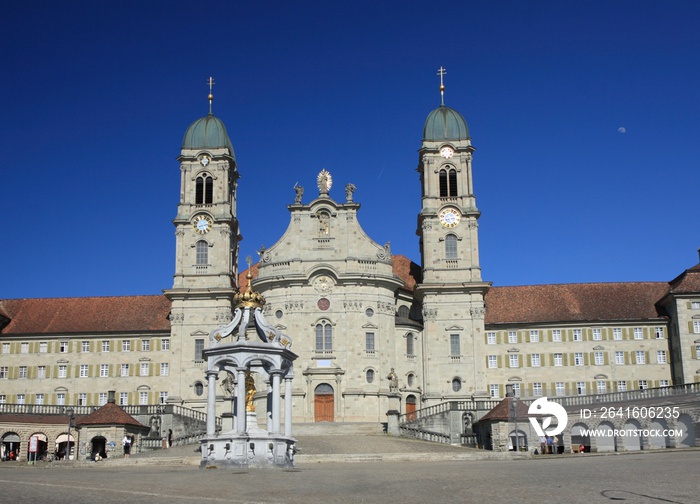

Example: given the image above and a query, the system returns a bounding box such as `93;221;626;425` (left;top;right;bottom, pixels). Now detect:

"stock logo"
528;397;568;437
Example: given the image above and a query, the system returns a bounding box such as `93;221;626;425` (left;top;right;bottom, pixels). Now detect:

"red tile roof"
0;296;171;335
484;282;669;325
1;257;684;336
0;414;87;425
75;402;146;428
480;397;530;421
668;263;700;294
391;254;421;290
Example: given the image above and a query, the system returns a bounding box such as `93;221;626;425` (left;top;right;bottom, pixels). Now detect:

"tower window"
445;234;458;259
439;168;458;197
195;174;214;205
196;241;208;265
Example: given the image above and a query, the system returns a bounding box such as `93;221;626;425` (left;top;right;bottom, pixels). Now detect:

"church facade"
1;86;699;428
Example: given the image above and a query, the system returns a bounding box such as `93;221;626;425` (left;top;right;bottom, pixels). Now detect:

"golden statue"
245;371;256;412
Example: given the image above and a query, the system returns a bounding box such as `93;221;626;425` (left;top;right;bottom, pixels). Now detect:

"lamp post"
65;407;74;462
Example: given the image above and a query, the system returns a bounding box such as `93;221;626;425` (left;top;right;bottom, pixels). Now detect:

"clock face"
439;207;461;228
200;155;210;167
317;298;330;311
440;146;454;159
193;215;213;234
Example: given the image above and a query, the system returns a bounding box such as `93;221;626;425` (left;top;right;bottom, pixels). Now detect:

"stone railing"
398;399;501;424
461;433;478;447
399;425;451;444
550;382;700;409
0;403;212;428
0;404;97;416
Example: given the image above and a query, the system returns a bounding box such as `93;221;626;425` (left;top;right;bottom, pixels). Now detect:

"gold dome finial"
234;254;265;308
207;76;215;114
437;66;447;106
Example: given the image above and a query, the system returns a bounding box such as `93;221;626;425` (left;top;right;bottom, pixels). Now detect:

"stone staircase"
113;421;513;466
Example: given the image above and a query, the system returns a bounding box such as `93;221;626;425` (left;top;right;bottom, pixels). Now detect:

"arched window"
195;174;213;205
448;169;457;196
315;321;333;352
439;168;458;197
452;378;462;392
397;305;410;318
406;333;415;356
445;234;458;259
194;382;204;396
407;373;415;387
195;241;208;265
366;369;375;383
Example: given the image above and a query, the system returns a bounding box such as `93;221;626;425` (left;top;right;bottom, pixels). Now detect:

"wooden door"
406;395;417;421
314;384;334;422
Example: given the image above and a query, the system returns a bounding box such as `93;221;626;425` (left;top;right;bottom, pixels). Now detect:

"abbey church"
1;80;699;428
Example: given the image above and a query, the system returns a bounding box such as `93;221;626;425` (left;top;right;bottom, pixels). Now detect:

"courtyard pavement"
0;450;697;504
0;425;697;504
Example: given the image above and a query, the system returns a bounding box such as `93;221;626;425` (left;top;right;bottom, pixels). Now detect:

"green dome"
422;105;469;141
182;113;235;156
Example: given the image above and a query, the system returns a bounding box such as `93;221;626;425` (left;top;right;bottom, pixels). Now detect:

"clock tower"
164;81;241;406
415;68;490;403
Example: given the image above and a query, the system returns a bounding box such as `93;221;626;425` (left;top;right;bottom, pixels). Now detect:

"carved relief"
317;211;331;236
284;300;305;312
376;242;391;261
313;276;333;294
470;307;485;319
343;300;363;311
376;301;394;314
422;307;438;319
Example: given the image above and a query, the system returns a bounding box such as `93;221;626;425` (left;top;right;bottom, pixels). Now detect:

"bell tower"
415;68;490;403
164;78;241;404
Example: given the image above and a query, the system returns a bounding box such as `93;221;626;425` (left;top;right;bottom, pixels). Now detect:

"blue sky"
1;1;699;299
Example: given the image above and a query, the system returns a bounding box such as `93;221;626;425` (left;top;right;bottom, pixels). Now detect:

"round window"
365;307;374;317
275;310;283;319
451;378;462;392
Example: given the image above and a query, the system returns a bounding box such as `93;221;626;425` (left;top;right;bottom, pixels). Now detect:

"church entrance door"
314;383;334;422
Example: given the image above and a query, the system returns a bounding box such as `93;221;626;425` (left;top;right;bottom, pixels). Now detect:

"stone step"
292;422;385;436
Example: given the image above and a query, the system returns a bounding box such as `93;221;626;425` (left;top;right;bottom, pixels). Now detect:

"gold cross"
437;67;447;106
207;76;215;113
